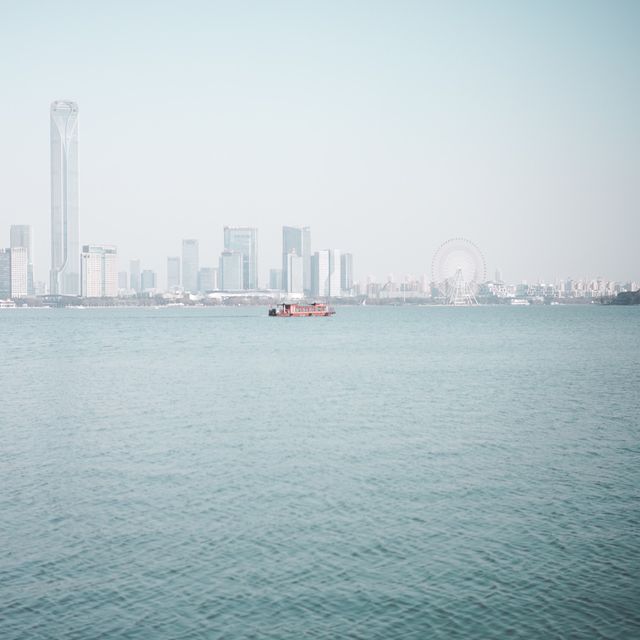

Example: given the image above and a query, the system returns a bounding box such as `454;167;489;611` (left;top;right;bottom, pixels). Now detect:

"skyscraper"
341;253;354;294
219;250;243;290
269;268;283;290
198;267;218;292
329;250;341;296
0;250;10;298
50;101;79;296
167;256;181;291
301;227;311;294
182;239;199;292
10;247;28;298
282;226;311;294
141;270;156;292
10;225;34;295
130;260;141;293
311;251;325;297
80;245;118;297
286;251;303;295
311;249;341;297
223;227;258;289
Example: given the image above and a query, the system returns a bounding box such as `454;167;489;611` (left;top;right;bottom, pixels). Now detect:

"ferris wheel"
431;238;486;305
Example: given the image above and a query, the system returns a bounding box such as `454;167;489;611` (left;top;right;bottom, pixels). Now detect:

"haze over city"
1;1;639;285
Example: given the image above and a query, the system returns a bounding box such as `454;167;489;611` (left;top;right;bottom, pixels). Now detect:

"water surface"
1;306;639;638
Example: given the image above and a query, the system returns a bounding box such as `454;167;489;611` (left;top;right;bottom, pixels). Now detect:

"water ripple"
1;306;639;638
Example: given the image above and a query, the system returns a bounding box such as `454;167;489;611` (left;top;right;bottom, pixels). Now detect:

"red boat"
269;302;335;317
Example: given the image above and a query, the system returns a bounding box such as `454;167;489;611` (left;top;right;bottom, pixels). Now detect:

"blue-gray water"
1;305;639;639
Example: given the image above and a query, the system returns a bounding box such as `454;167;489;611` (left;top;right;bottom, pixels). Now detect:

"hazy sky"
1;0;639;285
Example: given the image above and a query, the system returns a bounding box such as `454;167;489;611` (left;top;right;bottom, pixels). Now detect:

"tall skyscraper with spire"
50;100;80;295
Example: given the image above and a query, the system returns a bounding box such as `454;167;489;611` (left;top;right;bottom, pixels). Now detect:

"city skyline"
1;3;638;286
1;93;638;288
3;214;636;303
2;213;639;299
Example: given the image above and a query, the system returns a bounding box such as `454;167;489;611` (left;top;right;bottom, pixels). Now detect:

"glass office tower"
223;227;258;290
167;256;181;291
50;101;80;295
282;226;311;295
182;239;199;292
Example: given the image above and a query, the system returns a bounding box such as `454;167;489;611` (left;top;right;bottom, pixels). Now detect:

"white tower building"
50;101;80;296
10;225;34;295
10;247;28;298
81;245;118;297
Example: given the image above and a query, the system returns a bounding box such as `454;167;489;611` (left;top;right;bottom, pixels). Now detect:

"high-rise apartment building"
81;245;117;297
118;271;128;291
311;249;341;297
0;250;10;298
219;250;243;290
10;225;34;295
130;260;141;293
182;239;199;292
81;249;101;298
341;253;354;294
282;226;311;294
50;101;80;296
167;256;181;291
224;227;258;289
10;247;28;298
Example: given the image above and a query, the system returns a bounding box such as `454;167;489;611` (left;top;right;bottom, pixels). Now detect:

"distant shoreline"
2;297;637;310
